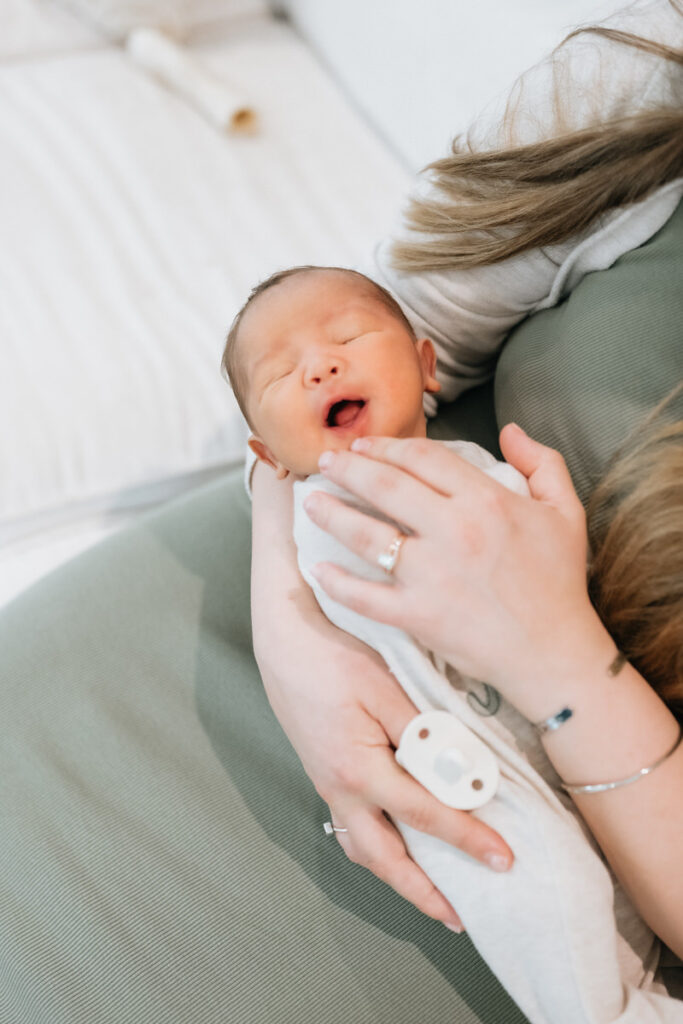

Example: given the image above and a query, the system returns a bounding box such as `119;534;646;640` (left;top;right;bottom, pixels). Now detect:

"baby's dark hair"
221;265;416;429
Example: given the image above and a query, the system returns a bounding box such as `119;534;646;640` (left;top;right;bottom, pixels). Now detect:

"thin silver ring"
323;821;348;836
377;532;406;575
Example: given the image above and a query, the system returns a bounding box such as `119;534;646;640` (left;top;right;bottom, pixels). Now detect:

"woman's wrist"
495;603;679;784
503;604;617;724
535;653;679;790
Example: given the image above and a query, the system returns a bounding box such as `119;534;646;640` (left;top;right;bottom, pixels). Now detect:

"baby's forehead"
260;269;373;314
242;270;383;341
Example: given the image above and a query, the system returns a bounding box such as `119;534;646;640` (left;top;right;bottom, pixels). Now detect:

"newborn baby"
223;265;676;1024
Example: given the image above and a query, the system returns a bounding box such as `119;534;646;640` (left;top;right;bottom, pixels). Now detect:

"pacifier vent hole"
471;779;484;791
418;728;430;740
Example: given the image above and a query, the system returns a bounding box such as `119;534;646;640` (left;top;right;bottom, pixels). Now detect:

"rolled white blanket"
125;27;258;134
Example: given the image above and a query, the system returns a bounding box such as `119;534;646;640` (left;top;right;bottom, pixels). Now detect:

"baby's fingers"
336;805;465;932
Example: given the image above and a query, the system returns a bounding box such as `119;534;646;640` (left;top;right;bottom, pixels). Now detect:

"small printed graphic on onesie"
466;683;501;718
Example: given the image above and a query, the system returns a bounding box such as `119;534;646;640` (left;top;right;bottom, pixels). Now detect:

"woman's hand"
250;459;514;934
298;428;683;955
256;609;516;934
304;424;617;723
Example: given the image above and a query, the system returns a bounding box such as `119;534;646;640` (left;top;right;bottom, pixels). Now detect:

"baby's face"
240;270;439;478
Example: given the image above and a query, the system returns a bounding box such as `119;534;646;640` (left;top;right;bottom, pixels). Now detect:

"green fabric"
496;199;683;506
0;474;526;1024
2;201;681;1022
428;379;501;456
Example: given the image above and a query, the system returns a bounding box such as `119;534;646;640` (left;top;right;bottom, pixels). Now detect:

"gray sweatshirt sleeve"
368;0;683;413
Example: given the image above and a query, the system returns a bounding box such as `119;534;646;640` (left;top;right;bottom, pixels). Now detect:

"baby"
226;263;442;479
222;265;677;1024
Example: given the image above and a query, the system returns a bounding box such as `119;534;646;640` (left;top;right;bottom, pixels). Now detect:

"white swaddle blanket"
293;440;682;1024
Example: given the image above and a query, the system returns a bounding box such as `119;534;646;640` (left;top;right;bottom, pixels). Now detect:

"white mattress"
0;12;411;607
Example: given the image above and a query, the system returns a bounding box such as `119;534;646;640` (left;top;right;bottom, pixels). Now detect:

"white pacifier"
396;710;499;810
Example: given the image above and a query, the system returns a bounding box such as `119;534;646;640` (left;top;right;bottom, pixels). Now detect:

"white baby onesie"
293;440;682;1024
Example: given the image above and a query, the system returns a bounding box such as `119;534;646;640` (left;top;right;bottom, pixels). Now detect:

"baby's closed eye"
266;367;294;386
340;332;371;345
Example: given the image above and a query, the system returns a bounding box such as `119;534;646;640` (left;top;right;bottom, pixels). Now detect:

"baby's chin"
287;414;427;477
289;438;359;478
296;446;348;478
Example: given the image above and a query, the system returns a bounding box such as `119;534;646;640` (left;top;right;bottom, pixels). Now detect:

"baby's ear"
248;436;290;479
417;337;441;394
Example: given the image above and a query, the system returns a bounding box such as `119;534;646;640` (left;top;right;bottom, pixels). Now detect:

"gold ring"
377;532;406;575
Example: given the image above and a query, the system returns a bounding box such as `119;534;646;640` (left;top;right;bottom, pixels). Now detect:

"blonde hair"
391;9;683;271
221;265;416;428
587;385;683;719
388;13;683;712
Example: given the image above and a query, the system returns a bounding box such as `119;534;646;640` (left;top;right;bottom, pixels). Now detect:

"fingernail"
303;494;319;514
485;852;512;872
445;922;464;934
507;422;525;435
318;450;335;471
351;437;371;452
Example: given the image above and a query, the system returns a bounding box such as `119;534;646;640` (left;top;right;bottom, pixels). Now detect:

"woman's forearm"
249;458;516;916
531;629;683;957
250;461;322;670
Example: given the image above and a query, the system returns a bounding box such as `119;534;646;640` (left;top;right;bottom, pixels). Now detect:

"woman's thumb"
499;423;580;511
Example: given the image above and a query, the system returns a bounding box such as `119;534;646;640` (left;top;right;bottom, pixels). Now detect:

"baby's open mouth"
325;399;366;429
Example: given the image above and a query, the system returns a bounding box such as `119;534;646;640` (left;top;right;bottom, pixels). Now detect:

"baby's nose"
305;357;341;386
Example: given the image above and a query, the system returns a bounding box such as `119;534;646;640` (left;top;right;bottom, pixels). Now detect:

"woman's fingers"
304;490;413;574
499;423;583;520
317;445;452;533
324;677;515;877
367;748;514;873
349;435;493;496
332;804;465;931
310;562;403;625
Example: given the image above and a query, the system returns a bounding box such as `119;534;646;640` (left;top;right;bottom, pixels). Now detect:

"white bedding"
281;0;622;170
2;0;106;61
0;12;410;607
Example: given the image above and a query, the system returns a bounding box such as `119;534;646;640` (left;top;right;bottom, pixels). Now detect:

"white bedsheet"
2;0;106;61
0;13;410;607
